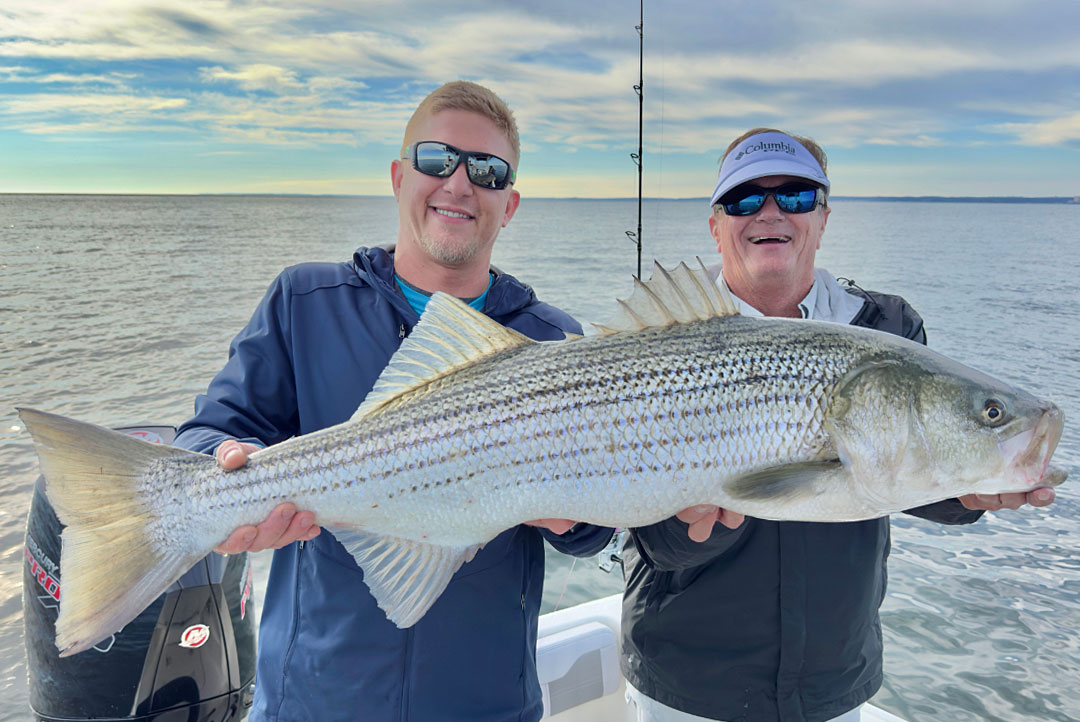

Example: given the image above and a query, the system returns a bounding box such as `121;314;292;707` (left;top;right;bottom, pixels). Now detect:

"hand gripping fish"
19;261;1066;656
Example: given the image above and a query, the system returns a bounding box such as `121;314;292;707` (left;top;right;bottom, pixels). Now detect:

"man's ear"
501;189;521;227
391;159;404;201
816;205;830;249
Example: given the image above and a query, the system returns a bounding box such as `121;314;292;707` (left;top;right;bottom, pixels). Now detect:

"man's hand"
676;505;746;542
213;440;322;554
524;518;577;535
959;487;1056;512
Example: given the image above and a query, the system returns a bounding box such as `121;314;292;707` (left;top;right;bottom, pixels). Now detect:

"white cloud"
198;64;369;98
209;125;356;146
656;40;989;90
0;66;131;85
992;113;1080;145
181;93;410;145
1;93;187;115
863;135;945;148
1;0;1079;194
200;64;305;93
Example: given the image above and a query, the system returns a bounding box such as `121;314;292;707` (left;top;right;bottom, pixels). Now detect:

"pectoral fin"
330;525;482;628
724;460;844;502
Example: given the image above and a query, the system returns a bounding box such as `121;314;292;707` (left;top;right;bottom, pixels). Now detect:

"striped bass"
19;261;1065;657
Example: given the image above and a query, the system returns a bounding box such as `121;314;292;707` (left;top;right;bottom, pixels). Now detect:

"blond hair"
403;81;519;162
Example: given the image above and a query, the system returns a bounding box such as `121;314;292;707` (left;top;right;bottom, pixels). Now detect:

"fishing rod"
626;0;643;279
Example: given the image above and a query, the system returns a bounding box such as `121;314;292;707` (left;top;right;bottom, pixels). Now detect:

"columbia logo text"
735;140;798;161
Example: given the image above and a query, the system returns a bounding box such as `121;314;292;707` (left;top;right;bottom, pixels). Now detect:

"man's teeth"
750;236;790;243
434;208;471;219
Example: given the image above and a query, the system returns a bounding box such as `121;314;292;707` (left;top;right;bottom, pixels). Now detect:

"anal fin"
330;525;482;628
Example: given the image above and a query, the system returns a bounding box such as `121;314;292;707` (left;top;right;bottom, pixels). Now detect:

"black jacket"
621;288;984;722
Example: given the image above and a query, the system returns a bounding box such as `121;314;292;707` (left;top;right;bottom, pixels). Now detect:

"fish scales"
18;260;1065;654
150;316;864;551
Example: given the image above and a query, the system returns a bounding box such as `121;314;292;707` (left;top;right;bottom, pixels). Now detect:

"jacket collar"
705;261;866;323
351;245;538;318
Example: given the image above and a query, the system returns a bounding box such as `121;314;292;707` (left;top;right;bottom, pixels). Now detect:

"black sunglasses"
717;182;826;216
402;141;516;190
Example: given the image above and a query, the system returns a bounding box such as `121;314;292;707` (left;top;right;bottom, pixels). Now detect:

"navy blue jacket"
621;289;985;722
175;246;614;722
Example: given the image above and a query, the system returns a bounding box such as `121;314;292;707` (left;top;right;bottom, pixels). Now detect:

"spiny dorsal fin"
593;258;739;334
351;292;535;421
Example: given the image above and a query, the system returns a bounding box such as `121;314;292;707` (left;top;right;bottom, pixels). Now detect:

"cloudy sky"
2;0;1078;198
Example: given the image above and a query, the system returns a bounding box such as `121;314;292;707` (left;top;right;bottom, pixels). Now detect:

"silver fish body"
19;262;1066;656
177;314;1061;539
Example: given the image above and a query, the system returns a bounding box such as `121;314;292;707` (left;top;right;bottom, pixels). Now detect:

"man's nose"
755;194;784;219
442;161;474;195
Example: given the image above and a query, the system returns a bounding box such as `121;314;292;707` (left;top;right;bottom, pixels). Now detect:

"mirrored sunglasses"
718;182;825;216
402;141;516;190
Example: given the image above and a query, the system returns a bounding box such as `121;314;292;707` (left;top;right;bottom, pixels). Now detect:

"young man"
175;81;613;722
620;128;1056;722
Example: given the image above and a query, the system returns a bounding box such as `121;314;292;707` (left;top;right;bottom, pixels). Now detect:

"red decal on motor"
42;574;60;600
25;546;61;602
179;624;211;649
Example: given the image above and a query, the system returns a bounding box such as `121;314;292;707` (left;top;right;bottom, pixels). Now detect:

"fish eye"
981;399;1007;426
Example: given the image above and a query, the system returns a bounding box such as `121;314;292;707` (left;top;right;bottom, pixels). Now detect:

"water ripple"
2;196;1079;721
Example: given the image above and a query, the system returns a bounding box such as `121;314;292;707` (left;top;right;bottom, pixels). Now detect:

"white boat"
536;593;907;722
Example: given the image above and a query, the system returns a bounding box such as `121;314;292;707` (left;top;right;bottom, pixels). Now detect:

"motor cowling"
23;425;256;722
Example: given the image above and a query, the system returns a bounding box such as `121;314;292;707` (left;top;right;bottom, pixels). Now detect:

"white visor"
711;131;829;205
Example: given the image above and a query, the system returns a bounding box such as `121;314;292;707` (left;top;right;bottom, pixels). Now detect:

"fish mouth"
998;403;1066;489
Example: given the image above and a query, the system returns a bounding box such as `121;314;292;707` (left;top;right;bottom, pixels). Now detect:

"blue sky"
1;0;1079;198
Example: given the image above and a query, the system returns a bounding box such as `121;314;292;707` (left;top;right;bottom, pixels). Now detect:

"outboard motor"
23;424;256;722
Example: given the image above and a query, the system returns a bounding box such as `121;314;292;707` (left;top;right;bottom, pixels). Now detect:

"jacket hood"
351;245;540;318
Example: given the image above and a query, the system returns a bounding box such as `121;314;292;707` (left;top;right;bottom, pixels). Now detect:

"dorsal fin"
351;292;535;421
593;258;740;334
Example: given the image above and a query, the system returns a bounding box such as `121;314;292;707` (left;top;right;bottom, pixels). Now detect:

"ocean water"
1;194;1078;721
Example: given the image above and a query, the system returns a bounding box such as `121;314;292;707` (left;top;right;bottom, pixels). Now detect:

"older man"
175;81;613;722
620;128;1056;722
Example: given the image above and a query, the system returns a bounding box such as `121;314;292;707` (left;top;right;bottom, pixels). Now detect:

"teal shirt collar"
394;272;493;317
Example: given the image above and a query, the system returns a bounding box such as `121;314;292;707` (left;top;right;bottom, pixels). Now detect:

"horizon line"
1;192;1078;204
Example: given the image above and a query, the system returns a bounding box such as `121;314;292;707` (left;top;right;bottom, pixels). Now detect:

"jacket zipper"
277;541;306;708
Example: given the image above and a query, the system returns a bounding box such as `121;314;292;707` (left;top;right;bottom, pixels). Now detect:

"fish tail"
17;407;210;657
